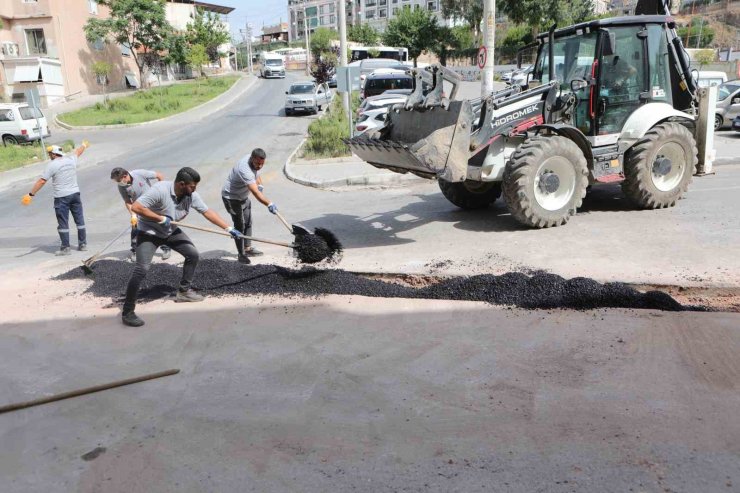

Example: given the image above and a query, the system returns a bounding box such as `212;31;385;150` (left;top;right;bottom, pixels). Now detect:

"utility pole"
482;0;496;97
339;0;351;134
304;4;311;75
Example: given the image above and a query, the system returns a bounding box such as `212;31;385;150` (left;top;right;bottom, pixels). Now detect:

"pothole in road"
54;259;736;312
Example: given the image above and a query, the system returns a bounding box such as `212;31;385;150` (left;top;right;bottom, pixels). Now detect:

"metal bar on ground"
0;369;180;415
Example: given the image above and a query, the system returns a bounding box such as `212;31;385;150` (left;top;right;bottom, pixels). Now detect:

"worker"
110;167;171;262
221;148;278;264
602;55;637;92
122;167;241;327
22;141;90;256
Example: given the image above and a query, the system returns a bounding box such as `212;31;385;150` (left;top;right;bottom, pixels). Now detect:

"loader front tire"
503;135;588;228
622;122;697;209
438;180;501;210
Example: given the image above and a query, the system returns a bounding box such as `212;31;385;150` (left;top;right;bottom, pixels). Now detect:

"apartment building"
287;0;447;42
0;0;234;107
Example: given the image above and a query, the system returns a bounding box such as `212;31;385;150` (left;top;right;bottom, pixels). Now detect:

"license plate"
294;107;304;111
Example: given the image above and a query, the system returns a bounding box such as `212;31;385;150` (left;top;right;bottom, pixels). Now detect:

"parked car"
357;89;412;116
732;114;740;131
355;107;391;136
696;70;727;88
260;53;286;78
714;80;740;130
359;58;408;87
361;72;414;100
510;65;533;88
284;82;333;115
0;103;50;146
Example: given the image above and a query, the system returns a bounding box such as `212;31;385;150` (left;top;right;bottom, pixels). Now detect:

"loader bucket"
347;100;474;182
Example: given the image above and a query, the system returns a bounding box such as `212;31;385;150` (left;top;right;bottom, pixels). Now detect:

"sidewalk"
284;153;425;189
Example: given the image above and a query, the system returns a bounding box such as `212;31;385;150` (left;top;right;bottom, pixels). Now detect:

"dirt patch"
633;284;740;313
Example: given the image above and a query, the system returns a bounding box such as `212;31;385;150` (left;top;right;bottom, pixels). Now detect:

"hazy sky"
223;0;290;39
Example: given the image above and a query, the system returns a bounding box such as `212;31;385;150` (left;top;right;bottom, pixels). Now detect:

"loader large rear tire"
621;122;697;209
438;180;501;210
502;135;588;228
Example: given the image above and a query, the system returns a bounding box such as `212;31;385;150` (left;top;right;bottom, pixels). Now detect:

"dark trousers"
222;197;252;255
123;228;199;314
130;226;170;254
54;192;86;247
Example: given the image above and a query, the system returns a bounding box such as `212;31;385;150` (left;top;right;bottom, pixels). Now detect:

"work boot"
245;247;263;257
55;246;71;256
161;247;171;261
78;243;88;252
237;254;251;264
175;289;205;303
122;311;145;327
128;250;136;262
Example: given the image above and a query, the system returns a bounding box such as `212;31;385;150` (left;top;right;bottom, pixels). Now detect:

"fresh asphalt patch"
56;259;697;311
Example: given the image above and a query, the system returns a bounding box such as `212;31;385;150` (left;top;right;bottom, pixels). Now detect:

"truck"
347;0;715;228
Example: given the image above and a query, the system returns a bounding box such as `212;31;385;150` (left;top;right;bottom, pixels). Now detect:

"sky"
222;0;290;39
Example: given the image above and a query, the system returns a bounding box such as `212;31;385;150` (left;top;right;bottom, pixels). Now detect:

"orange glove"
21;194;32;206
130;214;138;227
82;139;90;149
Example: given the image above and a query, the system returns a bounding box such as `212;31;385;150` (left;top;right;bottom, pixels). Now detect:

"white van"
260;53;286;79
697;70;728;88
0;103;50;146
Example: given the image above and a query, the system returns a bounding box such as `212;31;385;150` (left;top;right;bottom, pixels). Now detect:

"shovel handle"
274;211;294;234
172;221;295;249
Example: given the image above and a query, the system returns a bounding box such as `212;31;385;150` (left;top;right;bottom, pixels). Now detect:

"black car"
362;73;413;99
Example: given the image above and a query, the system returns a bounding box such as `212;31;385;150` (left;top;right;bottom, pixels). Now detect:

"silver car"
284;82;333;116
714;80;740;130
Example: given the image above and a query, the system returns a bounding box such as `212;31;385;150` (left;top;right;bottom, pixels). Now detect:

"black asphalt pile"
293;228;343;264
57;259;688;311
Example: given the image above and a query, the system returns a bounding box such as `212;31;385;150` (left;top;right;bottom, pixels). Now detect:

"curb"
283;138;424;189
54;75;256;130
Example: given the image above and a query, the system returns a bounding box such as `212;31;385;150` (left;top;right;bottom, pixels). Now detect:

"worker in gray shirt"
22;141;90;255
122;166;241;327
221;148;278;264
110;167;171;261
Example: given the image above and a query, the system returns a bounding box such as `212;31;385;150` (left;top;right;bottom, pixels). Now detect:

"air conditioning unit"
2;42;20;57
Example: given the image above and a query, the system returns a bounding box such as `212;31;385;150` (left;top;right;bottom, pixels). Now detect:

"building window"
25;29;47;56
427;1;437;10
120;42;132;57
320;16;327;25
319;4;325;14
330;3;335;12
365;9;376;18
330;14;336;23
379;0;387;5
97;74;108;85
392;7;399;14
414;3;421;8
89;0;98;14
379;8;387;17
366;0;376;6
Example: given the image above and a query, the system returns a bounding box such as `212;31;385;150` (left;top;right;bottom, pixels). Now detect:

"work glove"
158;215;172;228
267;203;278;214
226;227;241;239
258;184;264;192
130;214;138;227
82;139;90;149
21;194;33;206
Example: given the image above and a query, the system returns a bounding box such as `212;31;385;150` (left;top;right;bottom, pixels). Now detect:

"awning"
14;64;41;83
40;62;63;85
125;73;139;88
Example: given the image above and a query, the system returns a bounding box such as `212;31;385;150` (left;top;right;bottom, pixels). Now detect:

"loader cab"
531;18;676;144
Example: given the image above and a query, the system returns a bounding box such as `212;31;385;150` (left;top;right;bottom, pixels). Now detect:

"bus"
350;46;409;63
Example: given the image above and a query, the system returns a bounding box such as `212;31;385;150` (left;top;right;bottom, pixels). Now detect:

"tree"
498;25;534;63
677;18;715;48
84;0;172;89
348;24;379;45
310;27;338;60
311;53;337;84
694;49;715;70
187;43;209;83
163;31;189;67
185;7;230;63
382;6;439;67
440;0;484;43
430;26;453;66
91;61;113;101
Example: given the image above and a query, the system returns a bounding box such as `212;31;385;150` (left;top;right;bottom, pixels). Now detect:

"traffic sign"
477;46;487;70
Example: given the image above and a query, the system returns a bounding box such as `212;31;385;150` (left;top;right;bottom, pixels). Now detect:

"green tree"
187;43;209;83
163;32;189;67
310;27;338;60
186;8;230;63
348;24;379;45
430;26;453;66
91;61;113;101
84;0;172;89
440;0;484;43
677;18;715;48
694;49;715;69
498;25;534;63
382;6;439;67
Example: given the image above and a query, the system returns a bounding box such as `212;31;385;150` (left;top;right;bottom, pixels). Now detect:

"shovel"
274;211;312;236
172;221;294;248
81;225;131;274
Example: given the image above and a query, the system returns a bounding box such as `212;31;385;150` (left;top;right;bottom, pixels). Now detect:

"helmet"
46;145;63;156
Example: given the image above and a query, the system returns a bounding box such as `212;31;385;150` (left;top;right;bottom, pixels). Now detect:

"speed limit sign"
477;46;487;69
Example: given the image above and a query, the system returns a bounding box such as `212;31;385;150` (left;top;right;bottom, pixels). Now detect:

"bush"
302;96;360;159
